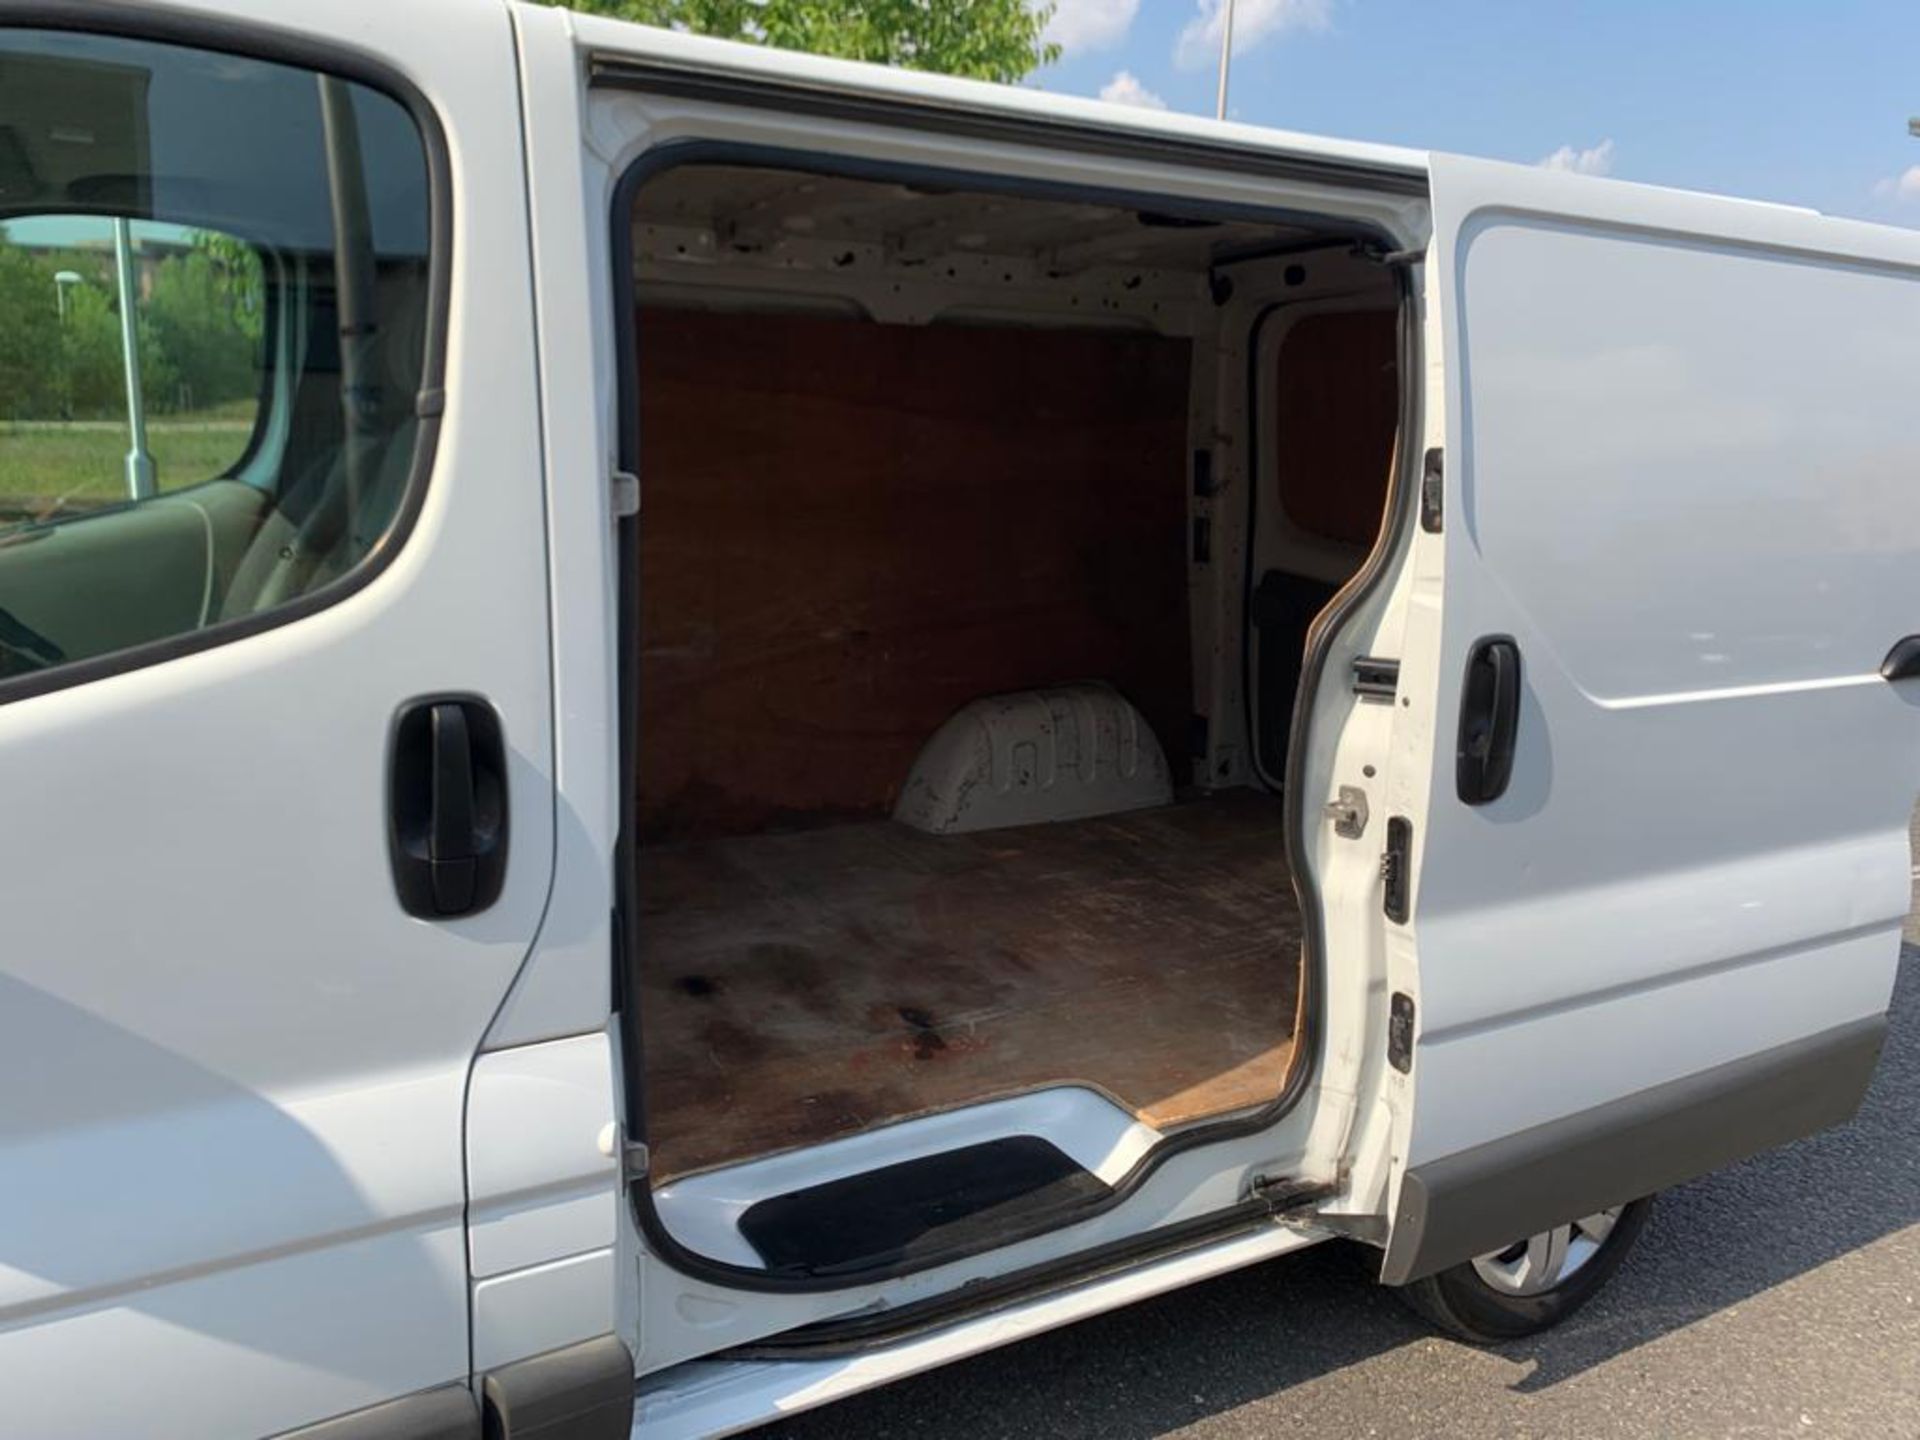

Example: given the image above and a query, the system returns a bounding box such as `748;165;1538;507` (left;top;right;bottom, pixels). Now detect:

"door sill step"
739;1135;1111;1276
635;1221;1326;1440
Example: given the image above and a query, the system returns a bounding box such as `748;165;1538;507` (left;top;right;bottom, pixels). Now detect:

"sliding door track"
729;1180;1335;1360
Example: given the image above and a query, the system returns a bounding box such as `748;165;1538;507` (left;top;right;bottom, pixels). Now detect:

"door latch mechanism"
1381;815;1412;923
1388;992;1416;1073
598;1124;651;1182
611;469;641;520
1323;785;1369;839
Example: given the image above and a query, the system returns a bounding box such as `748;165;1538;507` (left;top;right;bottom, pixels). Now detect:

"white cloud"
1040;0;1140;55
1538;139;1616;176
1871;165;1920;203
1099;69;1167;109
1174;0;1331;71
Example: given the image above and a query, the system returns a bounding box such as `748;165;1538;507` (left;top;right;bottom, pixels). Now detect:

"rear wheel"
1395;1197;1653;1342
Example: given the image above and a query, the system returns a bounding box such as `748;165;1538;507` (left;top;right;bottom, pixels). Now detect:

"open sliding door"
1384;155;1920;1283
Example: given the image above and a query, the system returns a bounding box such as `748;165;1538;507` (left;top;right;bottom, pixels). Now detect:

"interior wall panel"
1273;308;1398;548
635;307;1192;841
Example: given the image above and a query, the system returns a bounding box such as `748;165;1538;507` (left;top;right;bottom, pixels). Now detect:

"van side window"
2;215;267;518
0;29;435;689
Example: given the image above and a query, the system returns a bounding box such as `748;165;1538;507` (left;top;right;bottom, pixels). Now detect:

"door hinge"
1352;655;1399;702
1381;815;1412;924
1352;239;1426;268
1420;448;1443;533
1323;784;1369;839
1388;992;1415;1073
611;469;641;520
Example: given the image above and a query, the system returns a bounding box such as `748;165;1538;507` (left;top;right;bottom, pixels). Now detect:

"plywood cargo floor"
637;790;1305;1180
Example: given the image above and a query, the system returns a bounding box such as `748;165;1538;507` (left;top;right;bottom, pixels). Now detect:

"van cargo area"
626;163;1400;1269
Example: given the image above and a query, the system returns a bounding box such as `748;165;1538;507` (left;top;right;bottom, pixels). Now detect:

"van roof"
556;6;1433;195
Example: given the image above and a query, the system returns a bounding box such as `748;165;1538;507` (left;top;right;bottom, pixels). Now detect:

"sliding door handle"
389;694;509;918
1881;636;1920;682
1457;636;1521;806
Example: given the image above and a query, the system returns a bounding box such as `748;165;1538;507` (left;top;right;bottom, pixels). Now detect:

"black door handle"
389;695;509;918
1457;636;1521;805
1882;636;1920;682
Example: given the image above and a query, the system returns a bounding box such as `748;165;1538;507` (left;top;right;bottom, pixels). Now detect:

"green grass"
0;415;256;524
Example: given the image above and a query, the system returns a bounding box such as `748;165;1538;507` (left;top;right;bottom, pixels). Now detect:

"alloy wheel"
1469;1207;1623;1297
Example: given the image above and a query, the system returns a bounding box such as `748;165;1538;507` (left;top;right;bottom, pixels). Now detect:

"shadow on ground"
761;945;1920;1438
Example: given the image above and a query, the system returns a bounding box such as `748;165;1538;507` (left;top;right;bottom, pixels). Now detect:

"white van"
1;3;1913;1436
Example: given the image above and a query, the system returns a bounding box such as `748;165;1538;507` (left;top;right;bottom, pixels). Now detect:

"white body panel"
4;5;1914;1435
1402;155;1919;1168
466;1034;619;1370
483;3;629;1056
467;1034;619;1281
0;2;555;1435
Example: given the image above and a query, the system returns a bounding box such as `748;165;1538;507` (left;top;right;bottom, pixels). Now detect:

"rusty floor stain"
637;790;1305;1179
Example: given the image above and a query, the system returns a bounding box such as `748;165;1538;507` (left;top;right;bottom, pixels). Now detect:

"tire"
1395;1197;1654;1343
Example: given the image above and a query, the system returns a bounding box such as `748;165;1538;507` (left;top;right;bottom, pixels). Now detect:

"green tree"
0;241;64;420
143;240;262;413
57;277;128;419
563;0;1059;83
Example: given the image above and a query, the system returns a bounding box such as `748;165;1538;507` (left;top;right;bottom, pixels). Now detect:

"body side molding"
269;1335;635;1440
269;1385;477;1440
481;1335;635;1440
1381;1014;1888;1285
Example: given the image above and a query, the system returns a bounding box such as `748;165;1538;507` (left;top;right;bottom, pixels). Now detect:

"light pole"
1215;0;1237;121
53;270;80;322
112;219;155;501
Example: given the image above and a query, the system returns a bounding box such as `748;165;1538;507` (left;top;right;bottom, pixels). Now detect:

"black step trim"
738;1136;1112;1276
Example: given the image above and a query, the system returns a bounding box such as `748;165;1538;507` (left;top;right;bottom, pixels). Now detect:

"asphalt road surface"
761;826;1920;1439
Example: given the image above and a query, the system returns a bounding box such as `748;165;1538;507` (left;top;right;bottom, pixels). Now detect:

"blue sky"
1028;1;1920;225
